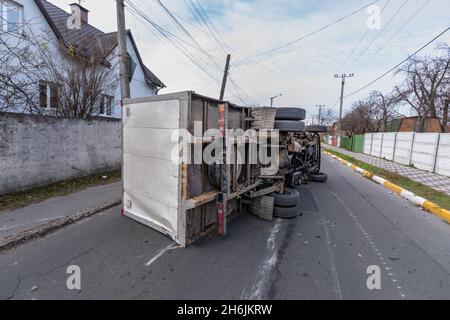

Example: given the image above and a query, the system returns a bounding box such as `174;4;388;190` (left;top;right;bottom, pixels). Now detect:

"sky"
48;0;450;122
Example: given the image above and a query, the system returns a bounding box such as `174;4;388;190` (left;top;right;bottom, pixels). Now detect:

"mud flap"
248;196;274;221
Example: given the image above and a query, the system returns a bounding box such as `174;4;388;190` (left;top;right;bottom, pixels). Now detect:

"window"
127;53;137;82
1;1;23;35
39;80;58;109
99;94;114;116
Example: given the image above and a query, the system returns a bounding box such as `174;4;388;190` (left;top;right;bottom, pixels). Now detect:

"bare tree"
395;48;450;132
0;22;118;118
320;108;337;126
369;90;399;132
436;43;450;132
341;99;376;135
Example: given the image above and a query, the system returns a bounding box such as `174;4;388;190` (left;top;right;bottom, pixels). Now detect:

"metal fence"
364;132;450;176
340;135;365;153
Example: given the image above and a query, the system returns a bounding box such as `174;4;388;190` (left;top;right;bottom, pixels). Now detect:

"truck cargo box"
122;91;261;246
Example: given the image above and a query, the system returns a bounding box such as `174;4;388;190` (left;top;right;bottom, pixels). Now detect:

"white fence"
364;132;450;177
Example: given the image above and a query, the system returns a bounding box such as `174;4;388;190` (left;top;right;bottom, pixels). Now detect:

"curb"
323;150;450;224
0;199;122;252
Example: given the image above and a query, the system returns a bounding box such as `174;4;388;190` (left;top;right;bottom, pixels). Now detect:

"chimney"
69;3;89;25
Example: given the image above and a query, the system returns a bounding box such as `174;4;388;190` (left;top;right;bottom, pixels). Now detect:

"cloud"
48;0;450;119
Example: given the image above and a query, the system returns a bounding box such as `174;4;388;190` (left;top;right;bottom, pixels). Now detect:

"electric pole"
219;54;231;101
316;104;325;125
334;73;354;143
116;0;130;100
270;94;283;107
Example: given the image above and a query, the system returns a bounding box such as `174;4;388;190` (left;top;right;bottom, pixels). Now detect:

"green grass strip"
0;170;121;212
324;148;450;211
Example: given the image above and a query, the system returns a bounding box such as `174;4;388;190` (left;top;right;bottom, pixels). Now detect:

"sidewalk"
324;145;450;196
0;182;122;249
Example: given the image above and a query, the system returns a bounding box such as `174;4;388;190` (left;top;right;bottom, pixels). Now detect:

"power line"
355;0;432;71
344;26;450;98
191;0;228;55
348;0;410;69
125;1;221;85
252;0;381;59
177;0;299;85
177;0;263;103
340;0;392;70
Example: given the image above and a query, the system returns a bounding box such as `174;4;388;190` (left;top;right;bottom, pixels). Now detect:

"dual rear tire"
271;188;301;219
274;108;306;133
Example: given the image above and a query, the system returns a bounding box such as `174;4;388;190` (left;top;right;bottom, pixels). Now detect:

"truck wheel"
273;205;300;219
310;172;328;182
306;125;327;133
274;120;306;132
275;108;306;121
271;188;300;207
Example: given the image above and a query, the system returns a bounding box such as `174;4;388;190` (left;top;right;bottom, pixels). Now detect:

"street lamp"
270;94;283;107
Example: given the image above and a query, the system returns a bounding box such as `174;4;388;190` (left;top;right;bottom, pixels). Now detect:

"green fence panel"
351;135;365;153
340;137;352;150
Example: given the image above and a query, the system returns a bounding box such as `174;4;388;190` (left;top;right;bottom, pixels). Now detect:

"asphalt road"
1;154;450;300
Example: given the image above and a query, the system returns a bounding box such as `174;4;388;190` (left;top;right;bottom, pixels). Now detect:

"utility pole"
316;104;325;125
116;0;130;100
270;94;283;107
219;54;231;101
334;73;354;144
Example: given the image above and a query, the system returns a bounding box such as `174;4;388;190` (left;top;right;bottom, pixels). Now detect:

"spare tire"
273;205;301;219
274;120;306;132
271;188;300;207
306;125;328;133
275;108;306;121
310;172;328;182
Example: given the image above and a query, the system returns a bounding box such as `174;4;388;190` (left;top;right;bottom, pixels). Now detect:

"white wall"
0;112;122;194
364;132;450;177
109;35;157;119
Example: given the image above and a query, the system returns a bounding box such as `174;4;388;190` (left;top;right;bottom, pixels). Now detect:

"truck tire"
271;188;300;207
306;125;327;133
275;108;306;121
310;172;328;182
274;120;306;132
273;205;300;219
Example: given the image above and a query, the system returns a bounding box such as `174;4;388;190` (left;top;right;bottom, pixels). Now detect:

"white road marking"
241;220;282;300
321;218;343;300
328;188;407;299
145;243;180;267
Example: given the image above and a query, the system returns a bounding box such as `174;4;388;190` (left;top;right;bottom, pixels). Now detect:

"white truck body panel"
123;93;188;245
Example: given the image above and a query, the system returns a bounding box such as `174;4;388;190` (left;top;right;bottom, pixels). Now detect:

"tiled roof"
34;0;165;88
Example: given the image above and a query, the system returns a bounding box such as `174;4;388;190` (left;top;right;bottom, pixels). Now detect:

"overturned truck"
122;91;327;246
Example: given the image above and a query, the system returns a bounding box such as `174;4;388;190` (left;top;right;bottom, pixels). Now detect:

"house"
0;0;165;119
386;117;443;133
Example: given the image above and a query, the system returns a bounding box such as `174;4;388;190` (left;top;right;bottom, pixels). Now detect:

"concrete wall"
364;132;450;177
0;112;122;194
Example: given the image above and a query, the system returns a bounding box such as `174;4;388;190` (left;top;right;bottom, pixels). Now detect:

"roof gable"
33;0;165;88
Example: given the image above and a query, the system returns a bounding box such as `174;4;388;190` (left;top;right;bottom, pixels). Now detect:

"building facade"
0;0;165;119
